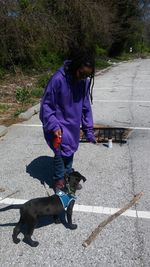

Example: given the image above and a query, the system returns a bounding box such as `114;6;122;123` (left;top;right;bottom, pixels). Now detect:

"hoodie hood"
57;60;72;77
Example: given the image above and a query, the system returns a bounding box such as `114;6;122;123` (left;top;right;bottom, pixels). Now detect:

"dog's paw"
30;241;39;247
69;224;77;230
23;237;39;247
54;218;61;224
12;235;20;244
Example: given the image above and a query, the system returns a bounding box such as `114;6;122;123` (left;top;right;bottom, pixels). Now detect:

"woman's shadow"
26;155;54;188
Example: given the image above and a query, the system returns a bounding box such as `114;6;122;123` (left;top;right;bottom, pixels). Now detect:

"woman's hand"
54;129;62;137
53;129;62;149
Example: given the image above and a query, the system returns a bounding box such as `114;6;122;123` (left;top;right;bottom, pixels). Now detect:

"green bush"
0;68;5;79
137;43;150;53
39;52;63;71
95;46;109;69
96;46;107;57
116;53;133;61
36;73;51;88
16;86;31;104
31;87;44;98
19;0;30;9
96;59;110;69
13;108;26;117
29;72;52;99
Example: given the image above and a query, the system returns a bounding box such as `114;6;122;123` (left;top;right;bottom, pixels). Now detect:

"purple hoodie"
40;61;95;157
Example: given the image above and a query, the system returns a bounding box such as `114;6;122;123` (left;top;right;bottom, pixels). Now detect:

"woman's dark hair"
66;51;95;103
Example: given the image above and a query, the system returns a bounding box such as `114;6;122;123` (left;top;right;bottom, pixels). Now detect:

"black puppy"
5;171;86;247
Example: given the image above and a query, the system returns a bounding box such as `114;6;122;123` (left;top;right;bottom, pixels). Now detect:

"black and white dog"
0;171;86;247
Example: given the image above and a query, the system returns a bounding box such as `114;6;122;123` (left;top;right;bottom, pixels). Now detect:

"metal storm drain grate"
80;124;132;144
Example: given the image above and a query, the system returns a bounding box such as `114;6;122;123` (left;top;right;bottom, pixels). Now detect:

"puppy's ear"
81;175;86;183
75;172;87;182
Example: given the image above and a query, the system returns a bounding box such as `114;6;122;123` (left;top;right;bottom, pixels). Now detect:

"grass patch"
96;59;110;69
0;68;5;79
116;53;135;61
115;52;150;61
31;87;44;98
30;72;51;99
13;108;26;117
36;72;51;88
16;86;31;104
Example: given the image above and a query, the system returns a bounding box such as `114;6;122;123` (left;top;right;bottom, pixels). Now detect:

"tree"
0;0;146;70
108;0;142;56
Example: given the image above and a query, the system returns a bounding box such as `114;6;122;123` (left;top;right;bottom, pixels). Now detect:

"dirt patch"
0;72;40;126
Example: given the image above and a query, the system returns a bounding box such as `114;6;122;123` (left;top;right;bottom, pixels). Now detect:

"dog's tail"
0;204;22;212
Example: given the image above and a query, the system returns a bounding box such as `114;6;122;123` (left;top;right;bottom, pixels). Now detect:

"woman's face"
76;66;93;81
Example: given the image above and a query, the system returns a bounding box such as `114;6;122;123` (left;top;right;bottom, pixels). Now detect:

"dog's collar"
56;190;77;209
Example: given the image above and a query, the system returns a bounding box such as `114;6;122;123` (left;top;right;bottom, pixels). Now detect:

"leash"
43;182;50;197
64;173;75;196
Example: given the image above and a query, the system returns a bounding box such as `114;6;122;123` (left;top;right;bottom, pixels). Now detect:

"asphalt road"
0;59;150;267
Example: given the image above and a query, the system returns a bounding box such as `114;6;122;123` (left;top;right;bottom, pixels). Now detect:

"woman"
40;52;96;191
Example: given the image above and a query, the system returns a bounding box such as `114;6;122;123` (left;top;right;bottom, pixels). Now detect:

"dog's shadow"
26;156;54;188
0;213;68;247
0;213;67;229
0;216;54;228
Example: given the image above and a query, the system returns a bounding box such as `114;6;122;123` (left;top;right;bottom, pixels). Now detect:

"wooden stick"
82;192;143;248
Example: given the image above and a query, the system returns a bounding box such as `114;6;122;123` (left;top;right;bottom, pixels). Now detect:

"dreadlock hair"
66;51;95;104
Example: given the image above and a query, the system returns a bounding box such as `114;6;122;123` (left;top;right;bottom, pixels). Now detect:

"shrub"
31;87;44;98
96;59;110;69
0;68;5;79
13;108;26;117
15;86;31;105
36;73;51;88
96;46;107;57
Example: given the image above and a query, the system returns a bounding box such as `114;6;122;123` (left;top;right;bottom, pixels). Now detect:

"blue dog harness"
56;190;77;209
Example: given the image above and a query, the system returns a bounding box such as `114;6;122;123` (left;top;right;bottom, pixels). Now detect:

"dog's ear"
81;175;86;183
73;171;87;183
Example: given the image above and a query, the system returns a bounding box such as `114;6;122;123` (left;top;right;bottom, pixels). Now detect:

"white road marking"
74;204;150;219
13;124;42;127
0;197;150;220
94;100;150;103
13;124;150;131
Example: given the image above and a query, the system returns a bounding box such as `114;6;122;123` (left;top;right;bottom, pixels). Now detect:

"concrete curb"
95;65;112;76
0;103;40;138
0;125;8;137
18;103;40;120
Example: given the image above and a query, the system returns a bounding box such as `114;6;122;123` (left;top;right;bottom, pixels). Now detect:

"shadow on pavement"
26;156;54;188
0;213;67;231
0;217;54;228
